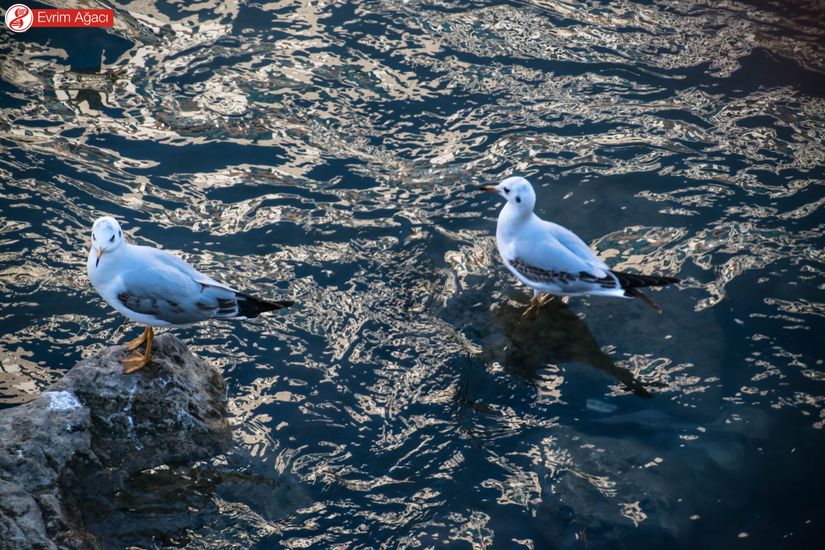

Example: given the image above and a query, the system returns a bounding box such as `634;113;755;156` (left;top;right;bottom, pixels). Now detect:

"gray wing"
508;257;619;291
513;230;604;277
113;261;240;325
116;290;239;325
543;221;609;272
138;245;235;291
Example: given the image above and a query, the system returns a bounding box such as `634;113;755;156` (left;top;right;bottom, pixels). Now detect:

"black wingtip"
236;293;294;318
611;270;680;289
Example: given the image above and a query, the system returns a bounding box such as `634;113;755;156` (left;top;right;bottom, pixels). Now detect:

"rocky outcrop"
0;334;229;549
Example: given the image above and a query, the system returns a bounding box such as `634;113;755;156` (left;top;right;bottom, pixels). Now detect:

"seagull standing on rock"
479;177;679;319
87;216;293;373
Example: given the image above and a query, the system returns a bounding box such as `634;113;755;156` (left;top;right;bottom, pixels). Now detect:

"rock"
0;334;229;550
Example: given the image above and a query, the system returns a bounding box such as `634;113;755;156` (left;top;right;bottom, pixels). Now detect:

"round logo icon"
5;4;33;33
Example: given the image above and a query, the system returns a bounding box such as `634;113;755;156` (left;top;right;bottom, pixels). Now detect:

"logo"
3;5;114;31
4;3;33;32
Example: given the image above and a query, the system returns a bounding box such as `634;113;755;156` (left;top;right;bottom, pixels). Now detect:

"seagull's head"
479;176;536;212
91;216;125;267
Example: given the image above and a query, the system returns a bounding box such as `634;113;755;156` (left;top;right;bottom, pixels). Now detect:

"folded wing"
515;222;608;275
543;221;609;273
505;221;624;294
113;255;240;326
144;246;236;292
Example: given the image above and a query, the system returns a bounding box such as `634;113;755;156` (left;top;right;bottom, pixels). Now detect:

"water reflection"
70;460;310;548
480;298;653;398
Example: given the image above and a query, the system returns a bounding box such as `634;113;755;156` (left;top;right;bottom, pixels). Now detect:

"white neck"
497;201;533;239
87;241;130;284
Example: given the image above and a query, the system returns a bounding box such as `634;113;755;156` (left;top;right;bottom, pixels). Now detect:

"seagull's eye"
119;230;122;237
92;234;96;241
110;235;115;243
503;187;510;194
516;196;522;203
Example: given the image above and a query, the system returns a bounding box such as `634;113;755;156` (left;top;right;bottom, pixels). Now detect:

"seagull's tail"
236;293;294;318
611;271;680;289
611;271;680;314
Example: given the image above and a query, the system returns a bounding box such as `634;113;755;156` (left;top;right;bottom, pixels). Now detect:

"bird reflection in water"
478;297;653;399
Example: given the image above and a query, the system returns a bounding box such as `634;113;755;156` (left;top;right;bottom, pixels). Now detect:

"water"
1;0;824;547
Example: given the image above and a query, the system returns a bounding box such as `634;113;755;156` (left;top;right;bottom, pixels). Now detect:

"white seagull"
87;216;293;373
480;177;678;318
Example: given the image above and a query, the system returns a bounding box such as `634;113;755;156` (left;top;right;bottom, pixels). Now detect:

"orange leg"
121;327;154;374
522;294;554;320
123;327;148;351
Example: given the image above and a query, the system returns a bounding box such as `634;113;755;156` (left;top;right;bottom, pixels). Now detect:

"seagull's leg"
143;327;154;364
122;327;154;374
123;327;148;351
523;288;555;320
522;295;541;320
522;292;556;320
121;353;144;372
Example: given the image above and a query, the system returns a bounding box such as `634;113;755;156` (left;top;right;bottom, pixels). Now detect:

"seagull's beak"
478;185;498;193
95;248;103;267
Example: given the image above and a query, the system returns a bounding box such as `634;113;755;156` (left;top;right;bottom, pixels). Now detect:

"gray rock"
0;334;229;549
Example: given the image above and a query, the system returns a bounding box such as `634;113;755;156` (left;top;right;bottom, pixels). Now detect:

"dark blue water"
1;1;824;548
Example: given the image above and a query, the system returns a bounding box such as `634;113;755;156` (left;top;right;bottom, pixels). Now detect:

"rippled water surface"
1;0;824;547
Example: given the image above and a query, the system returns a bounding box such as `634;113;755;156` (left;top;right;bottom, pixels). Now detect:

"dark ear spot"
110;235;115;242
516;196;522;203
119;230;122;237
92;234;96;241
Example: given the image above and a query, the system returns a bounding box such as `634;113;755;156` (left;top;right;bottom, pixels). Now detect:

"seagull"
479;177;678;319
86;216;293;373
